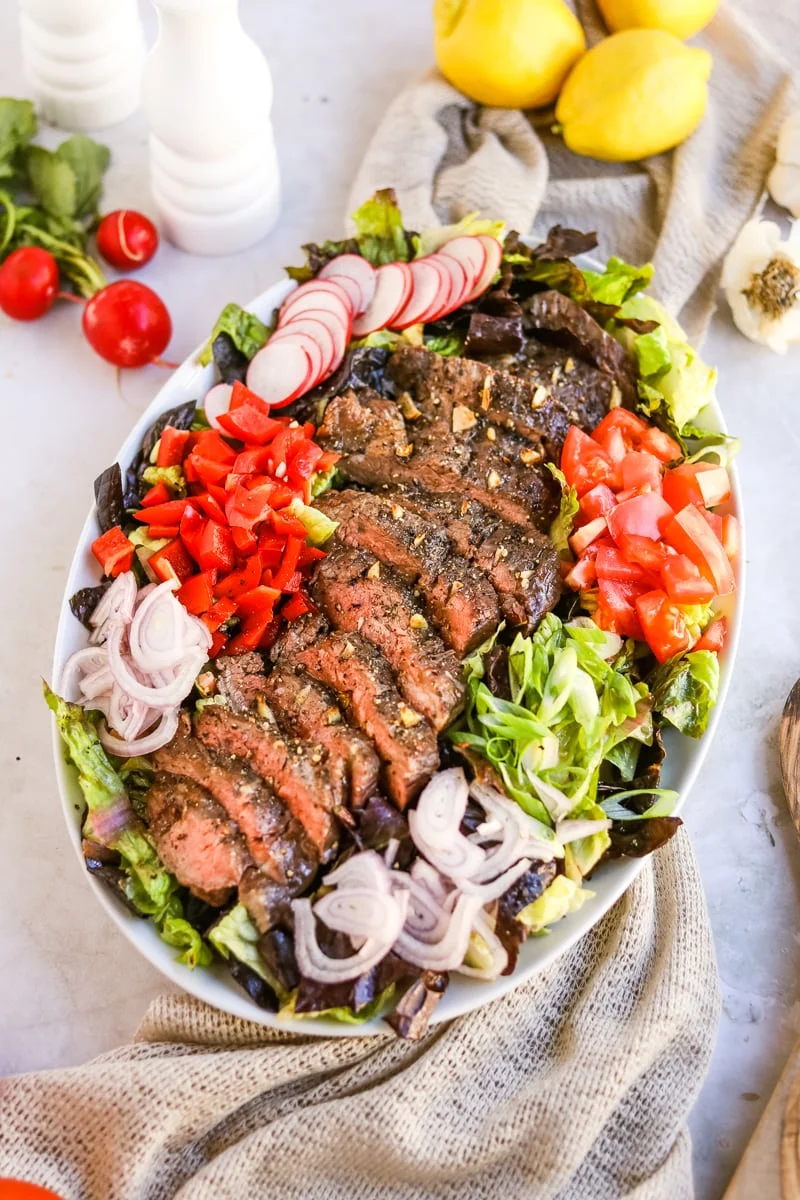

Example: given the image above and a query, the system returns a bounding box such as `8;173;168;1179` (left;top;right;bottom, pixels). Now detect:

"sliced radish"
266;327;325;387
321;273;363;314
280;286;352;333
271;315;337;376
440;235;486;291
430;252;470;318
351;262;413;336
391;258;448;330
463;235;503;303
319;254;376;315
280;277;353;324
204;382;233;431
285;305;349;364
246;340;314;408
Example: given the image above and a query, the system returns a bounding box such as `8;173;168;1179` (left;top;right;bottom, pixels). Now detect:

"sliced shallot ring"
204;382;233;431
456;909;509;981
319;254;377;315
457;858;532;904
106;625;207;708
98;707;180;759
394;892;481;971
351;262;413;336
325;849;394;894
292;897;401;984
314;886;407;944
246;340;314;408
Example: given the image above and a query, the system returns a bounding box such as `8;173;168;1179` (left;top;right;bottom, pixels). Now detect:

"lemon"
433;0;586;110
555;29;711;162
597;0;720;41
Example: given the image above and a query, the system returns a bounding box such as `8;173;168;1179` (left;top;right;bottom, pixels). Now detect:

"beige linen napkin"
0;832;716;1200
349;0;796;343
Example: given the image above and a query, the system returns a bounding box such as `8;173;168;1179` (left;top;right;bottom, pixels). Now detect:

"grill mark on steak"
262;661;381;808
193;706;339;860
312;544;466;732
146;772;251;906
316;489;499;657
292;628;439;809
153;713;318;891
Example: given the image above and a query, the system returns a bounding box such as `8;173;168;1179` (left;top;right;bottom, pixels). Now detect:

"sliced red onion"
409;857;451;906
60;646;108;701
324;849;393;894
106;624;207;709
313;886;407;944
89;571;137;643
555;818;612;844
457;909;509;981
457;858;532;904
394;892;482;971
409;767;486;880
292;897;403;984
98;708;181;758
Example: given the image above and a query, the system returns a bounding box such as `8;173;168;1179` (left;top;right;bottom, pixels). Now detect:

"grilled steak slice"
216;652;270;712
312;545;466;732
146;772;251;906
317;489;499;656
262;661;380;807
193;706;339;860
153;714;318;890
294;630;439;808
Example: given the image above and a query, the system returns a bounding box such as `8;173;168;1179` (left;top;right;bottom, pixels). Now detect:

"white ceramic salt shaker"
142;0;281;256
19;0;146;131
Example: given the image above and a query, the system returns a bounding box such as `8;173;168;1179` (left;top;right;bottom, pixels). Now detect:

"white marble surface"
1;3;799;1197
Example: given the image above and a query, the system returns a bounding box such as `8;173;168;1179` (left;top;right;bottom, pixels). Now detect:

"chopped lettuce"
350;188;412;266
287;497;338;546
599;790;678;821
582;256;654;306
545;464;579;560
280;986;397;1025
309;465;340;500
649;650;720;739
518;875;591;933
564;802;612;881
208;903;285;994
414;211;505;259
423;331;465;356
199;302;269;367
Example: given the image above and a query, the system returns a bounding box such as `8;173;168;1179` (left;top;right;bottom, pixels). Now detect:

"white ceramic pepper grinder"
19;0;146;131
142;0;281;255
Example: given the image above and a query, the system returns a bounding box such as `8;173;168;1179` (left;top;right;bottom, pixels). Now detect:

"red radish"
82;280;172;367
321;272;363;315
280;286;352;336
246;340;314;407
431;252;470;316
463;235;503;303
351;262;413;336
96;210;159;271
267;326;326;385
272;314;337;374
319;254;376;314
440;235;486;290
0;247;59;321
390;258;446;329
281;277;353;323
284;306;348;365
204;381;233;430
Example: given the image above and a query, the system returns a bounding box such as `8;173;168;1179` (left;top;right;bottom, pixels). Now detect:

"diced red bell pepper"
561;426;618;497
140;481;172;508
660;554;715;604
569;516;607;557
177;571;215;615
287;440;324;483
596;578;645;640
268;507;308;538
179;503;207;564
183;455;200;484
635;589;691;664
147;523;181;540
616;533;668;573
209;631;228;657
229;379;272;416
227;481;280;531
298;544;327;568
282;591;315;622
215;554;263;599
195;521;235;574
596;543;656;586
232;447;274;477
272;535;304;591
232;526;259;556
91;526;135;578
225;607;277;654
148;538;196;586
315;450;340;474
638;426;681;464
186;454;232;488
282;570;304;594
237;584;280;617
620;450;663;494
192;429;237;465
157;426;191;467
694;617;728;653
206;482;230;509
218;404;284;446
202;597;238;632
579;483;617;522
662;505;735;596
258;529;286;568
606;492;674;543
662;462;731;512
135;497;190;526
270;424;312;470
195;492;228;524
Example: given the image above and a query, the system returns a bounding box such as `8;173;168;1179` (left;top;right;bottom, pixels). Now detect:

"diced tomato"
272;535;304;591
179;503;206;563
270;424;311;471
218;404;283;445
721;514;739;562
635;589;691;663
157;426;190;467
281;570;304;594
660;554;715;604
202;597;237;632
569;516;607;556
237;583;280;617
620;450;663;494
148;537;196;586
596;578;645;640
91;525;134;578
616;533;668;573
225;607;277;654
315;450;340;474
298;544;327;568
638;426;681;463
606;492;674;543
596;543;656;586
258;529;286;569
282;592;315;621
186;453;231;488
663;505;735;595
592;408;650;447
231;526;258;555
134;497;190;525
227;480;283;531
229;379;272;416
215;554;263;599
579;483;617;522
209;631;228;657
268;507;308;538
192;429;237;465
177;571;214;615
232;447;274;477
206;482;230;509
699;508;723;540
562;426;618;497
140;481;171;508
565;556;598;591
694;617;728;653
147;523;181;540
183;456;200;484
195;521;235;574
195;492;228;524
286;440;324;483
662;463;731;512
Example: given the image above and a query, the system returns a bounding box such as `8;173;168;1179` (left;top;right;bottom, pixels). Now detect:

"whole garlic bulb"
721;218;800;354
769;111;800;219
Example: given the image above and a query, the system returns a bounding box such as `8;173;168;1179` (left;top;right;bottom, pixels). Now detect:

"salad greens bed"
48;189;737;1031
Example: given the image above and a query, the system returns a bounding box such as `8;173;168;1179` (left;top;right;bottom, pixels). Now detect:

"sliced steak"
294;630;439;809
153;714;318;891
216;652;269;712
262;661;380;807
312;545;466;732
317;489;499;656
193;706;339;860
146;772;251;906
